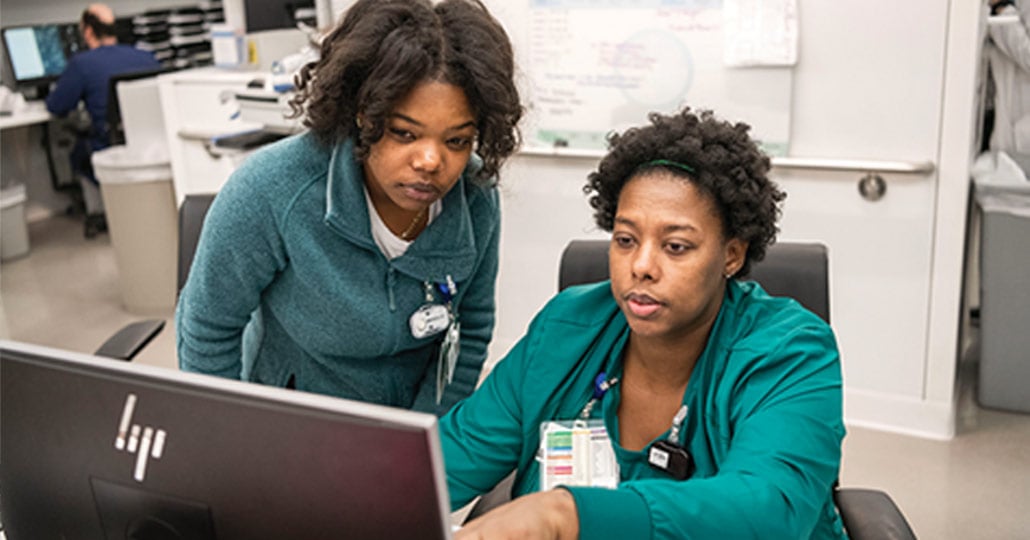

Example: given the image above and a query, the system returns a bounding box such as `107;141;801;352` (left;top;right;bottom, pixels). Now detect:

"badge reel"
647;405;694;481
409;279;453;339
409;304;450;339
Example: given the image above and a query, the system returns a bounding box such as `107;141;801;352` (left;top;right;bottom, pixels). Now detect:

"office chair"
94;193;217;361
48;110;107;238
557;239;830;322
465;239;916;540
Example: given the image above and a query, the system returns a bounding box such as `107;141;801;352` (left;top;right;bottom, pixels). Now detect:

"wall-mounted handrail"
519;146;607;159
519;146;936;176
770;157;936;175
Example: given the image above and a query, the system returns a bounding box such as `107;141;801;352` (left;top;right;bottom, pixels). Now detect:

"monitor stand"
91;477;215;540
18;83;51;101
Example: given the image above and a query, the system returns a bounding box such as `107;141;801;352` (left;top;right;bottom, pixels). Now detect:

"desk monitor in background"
1;24;82;97
243;0;316;32
0;340;453;540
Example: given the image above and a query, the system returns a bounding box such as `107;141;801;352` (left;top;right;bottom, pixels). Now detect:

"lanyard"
579;371;619;420
585;365;695;480
434;275;456;304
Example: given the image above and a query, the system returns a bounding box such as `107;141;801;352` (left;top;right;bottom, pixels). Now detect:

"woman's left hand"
455;489;580;540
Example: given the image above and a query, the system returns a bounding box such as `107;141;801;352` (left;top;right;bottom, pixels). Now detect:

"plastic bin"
92;145;177;314
1;184;30;261
972;151;1030;413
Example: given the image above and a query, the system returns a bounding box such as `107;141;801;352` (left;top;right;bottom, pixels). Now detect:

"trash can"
972;151;1030;413
1;183;30;261
92;145;177;314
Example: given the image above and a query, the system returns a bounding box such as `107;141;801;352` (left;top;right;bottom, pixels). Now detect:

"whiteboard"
497;0;794;156
320;0;795;156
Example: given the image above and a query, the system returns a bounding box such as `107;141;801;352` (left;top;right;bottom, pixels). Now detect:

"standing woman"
176;0;522;414
443;109;845;538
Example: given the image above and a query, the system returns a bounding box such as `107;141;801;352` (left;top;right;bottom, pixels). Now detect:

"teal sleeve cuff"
562;486;651;540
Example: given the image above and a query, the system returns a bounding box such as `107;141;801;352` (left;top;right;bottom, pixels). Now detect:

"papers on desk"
0;85;28;115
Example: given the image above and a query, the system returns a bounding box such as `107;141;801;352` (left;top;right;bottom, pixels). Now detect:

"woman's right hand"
455;489;580;540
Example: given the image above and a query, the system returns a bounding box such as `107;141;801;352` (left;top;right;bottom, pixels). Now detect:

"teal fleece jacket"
176;133;500;415
441;280;847;539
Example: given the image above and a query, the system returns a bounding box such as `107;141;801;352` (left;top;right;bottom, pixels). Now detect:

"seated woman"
441;108;846;539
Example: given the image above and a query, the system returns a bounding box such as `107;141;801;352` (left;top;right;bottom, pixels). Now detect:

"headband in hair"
636;159;695;175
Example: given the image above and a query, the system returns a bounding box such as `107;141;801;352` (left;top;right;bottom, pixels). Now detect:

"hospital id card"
539;420;619;490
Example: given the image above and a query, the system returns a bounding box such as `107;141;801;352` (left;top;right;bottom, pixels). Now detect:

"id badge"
539;420;619;490
435;321;460;404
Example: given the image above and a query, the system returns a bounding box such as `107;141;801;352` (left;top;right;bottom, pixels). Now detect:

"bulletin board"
514;0;795;156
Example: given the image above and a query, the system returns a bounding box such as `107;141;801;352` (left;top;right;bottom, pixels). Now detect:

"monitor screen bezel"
0;339;454;538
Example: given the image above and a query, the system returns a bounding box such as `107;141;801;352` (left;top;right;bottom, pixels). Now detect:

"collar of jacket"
323;138;487;283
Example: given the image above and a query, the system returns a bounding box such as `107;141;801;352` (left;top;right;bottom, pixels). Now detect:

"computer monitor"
0;340;453;539
244;0;316;32
1;24;82;93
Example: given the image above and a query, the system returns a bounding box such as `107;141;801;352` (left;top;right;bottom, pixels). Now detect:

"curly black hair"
288;0;522;183
584;108;785;278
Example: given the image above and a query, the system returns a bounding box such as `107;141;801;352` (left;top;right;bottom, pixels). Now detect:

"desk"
0;100;66;217
0;100;51;130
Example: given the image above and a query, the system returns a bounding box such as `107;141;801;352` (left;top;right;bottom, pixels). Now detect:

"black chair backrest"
558;239;830;323
93;193;215;360
177;193;217;296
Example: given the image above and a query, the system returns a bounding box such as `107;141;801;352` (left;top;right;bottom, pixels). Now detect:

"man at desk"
45;3;158;235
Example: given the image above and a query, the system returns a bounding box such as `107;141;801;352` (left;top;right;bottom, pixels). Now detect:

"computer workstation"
0;22;87;203
0;340;454;539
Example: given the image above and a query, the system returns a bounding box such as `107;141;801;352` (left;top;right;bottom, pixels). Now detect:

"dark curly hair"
584;108;785;278
288;0;522;183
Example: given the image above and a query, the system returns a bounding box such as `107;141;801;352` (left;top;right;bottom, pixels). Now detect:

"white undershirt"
364;185;442;260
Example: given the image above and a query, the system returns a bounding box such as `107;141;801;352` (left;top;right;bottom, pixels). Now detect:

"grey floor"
2;213;1029;539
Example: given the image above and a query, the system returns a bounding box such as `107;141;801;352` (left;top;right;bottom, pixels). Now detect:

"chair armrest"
463;471;516;524
835;488;916;540
94;319;166;361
